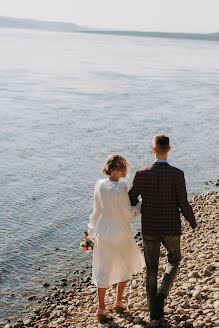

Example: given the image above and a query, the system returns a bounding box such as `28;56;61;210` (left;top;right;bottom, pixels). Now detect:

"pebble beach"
2;191;219;328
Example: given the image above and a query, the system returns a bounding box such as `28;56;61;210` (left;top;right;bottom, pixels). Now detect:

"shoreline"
2;191;219;328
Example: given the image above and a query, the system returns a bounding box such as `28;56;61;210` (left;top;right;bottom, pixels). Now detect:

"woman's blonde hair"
102;154;128;176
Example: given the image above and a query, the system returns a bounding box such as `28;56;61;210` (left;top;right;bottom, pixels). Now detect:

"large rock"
188;271;201;279
132;280;138;289
128;302;134;308
88;305;96;313
205;264;216;271
176;307;185;314
175;289;186;296
164;306;173;314
23;319;32;325
134;316;143;323
26;295;35;301
192;290;201;299
193;321;205;328
190;303;199;309
56;317;65;324
213;292;219;299
182;283;193;290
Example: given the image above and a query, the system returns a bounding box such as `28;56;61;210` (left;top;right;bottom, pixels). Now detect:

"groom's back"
138;162;182;204
129;161;184;235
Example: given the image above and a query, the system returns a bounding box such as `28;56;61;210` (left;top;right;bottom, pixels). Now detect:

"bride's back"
97;179;125;220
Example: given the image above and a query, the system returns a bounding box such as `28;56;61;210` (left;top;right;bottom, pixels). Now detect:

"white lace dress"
88;178;145;288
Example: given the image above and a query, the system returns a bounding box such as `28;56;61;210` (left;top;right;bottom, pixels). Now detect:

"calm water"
0;28;218;321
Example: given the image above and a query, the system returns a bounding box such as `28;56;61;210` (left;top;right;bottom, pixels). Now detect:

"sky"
0;0;219;33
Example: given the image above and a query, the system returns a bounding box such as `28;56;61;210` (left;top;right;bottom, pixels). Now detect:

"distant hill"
0;16;218;41
0;16;86;32
82;30;219;42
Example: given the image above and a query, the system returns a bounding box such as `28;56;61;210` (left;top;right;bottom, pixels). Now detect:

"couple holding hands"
86;134;197;324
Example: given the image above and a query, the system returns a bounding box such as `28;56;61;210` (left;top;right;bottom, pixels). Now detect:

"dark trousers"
143;234;181;316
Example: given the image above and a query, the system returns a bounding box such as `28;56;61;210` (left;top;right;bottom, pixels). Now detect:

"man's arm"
176;172;197;229
129;171;140;206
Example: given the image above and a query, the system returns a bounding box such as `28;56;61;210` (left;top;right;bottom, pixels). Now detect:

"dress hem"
91;265;144;288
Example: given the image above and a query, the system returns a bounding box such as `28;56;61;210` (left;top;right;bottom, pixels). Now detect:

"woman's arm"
88;181;101;238
119;183;141;222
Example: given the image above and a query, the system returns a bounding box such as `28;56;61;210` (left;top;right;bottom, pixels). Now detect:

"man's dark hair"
153;134;170;154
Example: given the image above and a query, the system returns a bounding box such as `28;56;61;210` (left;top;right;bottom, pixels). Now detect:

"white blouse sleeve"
118;183;141;222
88;180;101;238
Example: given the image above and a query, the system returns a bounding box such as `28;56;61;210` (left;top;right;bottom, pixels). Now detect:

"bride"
87;154;145;323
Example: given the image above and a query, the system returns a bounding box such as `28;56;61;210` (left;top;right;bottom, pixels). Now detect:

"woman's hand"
84;235;90;242
84;230;90;242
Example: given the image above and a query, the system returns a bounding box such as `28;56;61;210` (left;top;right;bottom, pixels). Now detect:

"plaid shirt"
129;162;197;235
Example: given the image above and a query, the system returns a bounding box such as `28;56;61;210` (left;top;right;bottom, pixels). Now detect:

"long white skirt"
91;218;145;288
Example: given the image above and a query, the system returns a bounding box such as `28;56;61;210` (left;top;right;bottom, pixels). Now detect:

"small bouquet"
80;231;94;253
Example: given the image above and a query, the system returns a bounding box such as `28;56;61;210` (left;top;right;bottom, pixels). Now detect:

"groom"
129;134;197;321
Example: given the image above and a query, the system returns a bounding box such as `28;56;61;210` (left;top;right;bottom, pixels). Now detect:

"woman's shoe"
114;301;126;314
96;308;108;323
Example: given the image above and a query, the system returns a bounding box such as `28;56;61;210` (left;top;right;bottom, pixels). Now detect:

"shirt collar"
155;159;168;163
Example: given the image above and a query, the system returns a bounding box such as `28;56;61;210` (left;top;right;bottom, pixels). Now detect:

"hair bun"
102;154;127;176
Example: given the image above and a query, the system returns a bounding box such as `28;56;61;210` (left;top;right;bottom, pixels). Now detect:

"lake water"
0;28;218;322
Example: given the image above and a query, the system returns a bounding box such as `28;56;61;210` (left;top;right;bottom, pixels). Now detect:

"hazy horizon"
1;16;219;36
0;0;219;34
